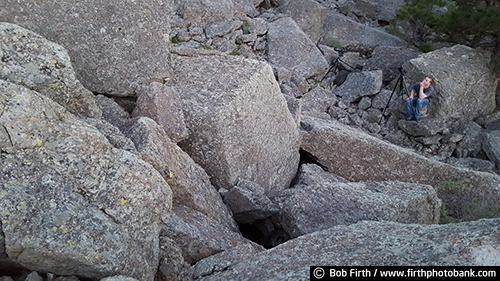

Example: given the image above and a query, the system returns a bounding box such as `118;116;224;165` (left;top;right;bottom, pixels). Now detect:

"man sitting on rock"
406;76;434;121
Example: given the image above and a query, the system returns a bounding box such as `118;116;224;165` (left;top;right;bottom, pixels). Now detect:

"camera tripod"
321;47;359;87
379;66;411;124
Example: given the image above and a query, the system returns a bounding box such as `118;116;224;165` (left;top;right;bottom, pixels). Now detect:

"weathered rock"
168;54;300;193
452;121;485;158
402;45;497;122
320;11;406;48
193;243;262;280
82;117;138;154
483;130;500;171
267;17;329;81
132;82;189;143
334;70;383;103
338;0;405;23
94;95;135;132
1;2;174;97
156;237;194;281
300;86;337;115
361;45;420;84
0;22;101;118
199;219;500;280
172;0;247;28
273;164;441;239
123;117;237;231
223;179;279;224
100;276;138;281
397;117;452;137
299;116;500;220
278;0;328;43
444;157;497;173
0;81;172;280
162;204;263;264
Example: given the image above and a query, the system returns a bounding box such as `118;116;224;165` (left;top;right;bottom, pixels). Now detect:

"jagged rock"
0;23;101;118
267;17;329;81
123;117;237;231
156;237;194;281
1;1;174;97
300;116;500;220
361;45;420;84
82;118;138;154
334;70;383;103
193;243;262;280
397;117;452;137
300;86;337;115
132;82;189;143
0;81;171;280
25;272;43;281
94;95;135;132
223;179;279;224
162;204;263;264
272;164;441;239
321;11;406;48
482;130;500;171
452;121;485;158
100;276;138;281
278;0;328;43
402;45;497;122
198;219;500;280
168;54;300;193
173;0;247;28
338;0;405;23
205;20;243;38
444;157;496;173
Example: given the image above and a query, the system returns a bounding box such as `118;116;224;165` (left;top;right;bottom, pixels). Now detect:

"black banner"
310;266;499;279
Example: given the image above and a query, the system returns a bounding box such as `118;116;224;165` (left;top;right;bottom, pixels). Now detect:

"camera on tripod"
334;47;347;54
398;66;407;75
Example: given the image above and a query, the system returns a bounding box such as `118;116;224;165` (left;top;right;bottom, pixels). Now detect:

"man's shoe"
406;117;414;121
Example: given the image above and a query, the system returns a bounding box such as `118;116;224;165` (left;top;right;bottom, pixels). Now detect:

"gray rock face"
483;130;500;170
132;82;189;143
267;17;329;81
223;179;279;224
123;117;237;231
403;45;497;122
169;54;300;193
334;70;383;103
199;219;500;280
321;11;407;48
0;1;174;96
274;164;441;238
0;81;172;280
0;22;101;118
278;0;328;43
300;116;500;220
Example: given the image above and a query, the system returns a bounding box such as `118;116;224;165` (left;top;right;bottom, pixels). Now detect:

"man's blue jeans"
406;97;429;120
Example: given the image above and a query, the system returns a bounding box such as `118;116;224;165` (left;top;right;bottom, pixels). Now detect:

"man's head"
421;76;433;88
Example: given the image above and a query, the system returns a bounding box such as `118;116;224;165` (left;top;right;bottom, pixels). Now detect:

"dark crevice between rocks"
93;91;137;114
237;219;287;249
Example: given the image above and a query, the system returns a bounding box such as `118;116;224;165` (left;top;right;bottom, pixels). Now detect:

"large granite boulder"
402;45;497;122
273;164;441;239
300;116;500;220
0;81;172;280
168;54;300;193
0;1;174;96
0;22;101;118
198;219;500;280
320;11;407;48
277;0;328;43
267;17;329;81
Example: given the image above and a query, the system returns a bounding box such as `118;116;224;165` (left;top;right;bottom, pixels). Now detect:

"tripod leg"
379;75;402;124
